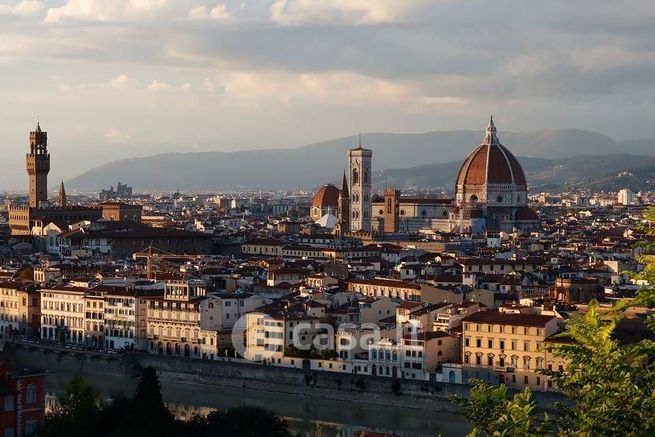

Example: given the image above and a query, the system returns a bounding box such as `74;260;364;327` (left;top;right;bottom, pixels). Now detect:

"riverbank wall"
6;344;467;412
6;343;561;413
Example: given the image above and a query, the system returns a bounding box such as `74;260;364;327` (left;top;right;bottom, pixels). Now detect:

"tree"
391;378;401;396
453;380;550;437
128;366;174;434
455;206;655;436
38;374;103;437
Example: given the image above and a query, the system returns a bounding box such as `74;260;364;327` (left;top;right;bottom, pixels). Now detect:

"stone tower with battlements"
26;123;50;208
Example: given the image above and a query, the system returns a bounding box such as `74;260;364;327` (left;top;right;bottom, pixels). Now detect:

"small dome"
311;184;339;210
456;117;526;187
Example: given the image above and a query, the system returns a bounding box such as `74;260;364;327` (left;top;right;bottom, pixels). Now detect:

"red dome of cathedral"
311;184;339;210
456;117;526;187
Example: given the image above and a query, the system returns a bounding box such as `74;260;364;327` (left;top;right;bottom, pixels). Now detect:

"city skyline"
1;0;655;188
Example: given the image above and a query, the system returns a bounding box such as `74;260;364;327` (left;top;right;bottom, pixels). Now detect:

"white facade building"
617;188;634;206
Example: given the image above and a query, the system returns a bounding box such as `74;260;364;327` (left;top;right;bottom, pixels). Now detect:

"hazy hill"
375;154;655;192
67;129;655;192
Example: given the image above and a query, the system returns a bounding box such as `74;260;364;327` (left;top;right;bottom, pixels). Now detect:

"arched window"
352;169;359;185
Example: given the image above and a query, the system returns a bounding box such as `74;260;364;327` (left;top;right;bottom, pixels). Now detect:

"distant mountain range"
67;129;655;192
375;154;655;192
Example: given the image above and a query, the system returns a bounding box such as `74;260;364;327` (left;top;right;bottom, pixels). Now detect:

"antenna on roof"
358;131;362;148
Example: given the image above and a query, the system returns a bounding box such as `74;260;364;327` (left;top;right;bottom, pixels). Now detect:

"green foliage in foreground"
38;366;293;437
454;206;655;437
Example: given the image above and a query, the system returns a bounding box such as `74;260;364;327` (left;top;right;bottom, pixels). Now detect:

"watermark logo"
231;313;410;363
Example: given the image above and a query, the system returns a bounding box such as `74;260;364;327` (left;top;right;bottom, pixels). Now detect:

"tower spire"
484;115;498;144
58;180;67;207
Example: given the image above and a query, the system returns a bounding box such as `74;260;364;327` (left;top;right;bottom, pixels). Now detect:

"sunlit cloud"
0;0;44;16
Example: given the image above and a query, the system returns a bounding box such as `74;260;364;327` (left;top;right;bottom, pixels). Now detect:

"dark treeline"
38;367;294;437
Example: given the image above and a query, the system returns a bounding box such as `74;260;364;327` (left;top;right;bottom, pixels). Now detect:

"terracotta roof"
515;206;540;221
456;121;526;187
311;184;339;210
462;310;556;327
402;331;451;341
457;143;526;186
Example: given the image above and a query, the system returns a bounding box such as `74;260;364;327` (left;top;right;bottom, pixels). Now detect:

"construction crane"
133;244;204;279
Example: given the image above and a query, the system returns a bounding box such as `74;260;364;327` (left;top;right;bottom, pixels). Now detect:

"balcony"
494;366;515;373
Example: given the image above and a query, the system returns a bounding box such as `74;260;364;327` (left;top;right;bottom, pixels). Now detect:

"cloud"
1;0;655;191
44;0;169;23
104;127;131;143
269;0;430;26
221;71;412;108
58;74;139;91
0;0;43;16
58;75;199;94
188;3;232;20
146;80;171;91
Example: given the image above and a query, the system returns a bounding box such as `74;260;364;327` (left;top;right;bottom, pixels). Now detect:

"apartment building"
40;285;86;344
244;311;327;362
0;281;39;336
461;310;561;390
401;331;460;379
103;288;137;350
367;331;460;380
144;279;219;359
84;292;105;348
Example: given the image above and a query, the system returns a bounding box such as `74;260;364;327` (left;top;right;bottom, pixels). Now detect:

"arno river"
43;364;472;437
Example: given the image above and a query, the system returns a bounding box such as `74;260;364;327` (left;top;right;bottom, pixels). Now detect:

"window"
4;428;14;437
487;339;493;348
25;418;37;436
26;384;36;404
4;395;13;411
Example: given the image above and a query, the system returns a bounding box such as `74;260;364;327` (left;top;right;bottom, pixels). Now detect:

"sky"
1;0;655;189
